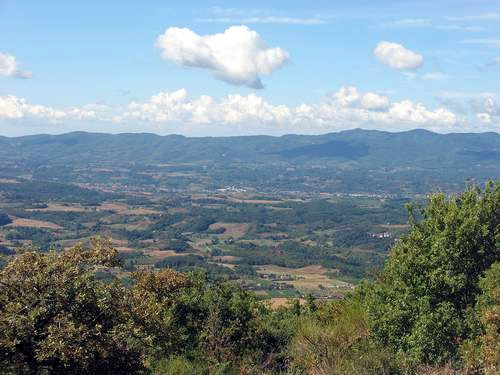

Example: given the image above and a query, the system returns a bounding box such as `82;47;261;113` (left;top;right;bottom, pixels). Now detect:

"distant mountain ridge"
2;128;500;169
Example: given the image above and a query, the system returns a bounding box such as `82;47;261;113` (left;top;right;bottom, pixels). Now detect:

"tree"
363;180;500;365
461;261;500;374
0;238;145;374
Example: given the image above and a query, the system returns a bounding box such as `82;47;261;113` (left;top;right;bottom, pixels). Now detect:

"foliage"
290;299;397;375
363;181;500;365
461;262;500;374
0;237;145;374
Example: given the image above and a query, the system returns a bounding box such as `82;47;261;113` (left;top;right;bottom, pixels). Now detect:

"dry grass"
267;297;306;309
415;365;464;375
116;246;136;253
146;249;194;261
257;265;352;293
209;222;251;238
123;207;159;215
7;216;62;229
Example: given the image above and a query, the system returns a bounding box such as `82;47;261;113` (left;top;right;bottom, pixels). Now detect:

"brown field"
7;217;62;229
98;203;128;212
267;297;306;309
146;249;195;261
26;203;87;212
209;222;251;238
116;246;136;253
257;265;353;293
123;207;159;215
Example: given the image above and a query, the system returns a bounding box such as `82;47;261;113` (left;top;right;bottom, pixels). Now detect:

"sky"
1;0;500;137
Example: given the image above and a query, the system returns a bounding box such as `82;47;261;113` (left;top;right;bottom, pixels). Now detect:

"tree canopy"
363;181;500;365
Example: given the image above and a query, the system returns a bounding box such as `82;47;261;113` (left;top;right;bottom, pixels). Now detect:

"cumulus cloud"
0;87;468;134
477;112;492;123
116;86;457;133
117;88;292;125
436;91;500;127
155;26;289;89
0;95;96;122
333;86;390;110
0;53;32;79
374;41;423;70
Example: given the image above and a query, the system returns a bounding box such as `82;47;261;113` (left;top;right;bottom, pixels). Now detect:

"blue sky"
1;0;500;136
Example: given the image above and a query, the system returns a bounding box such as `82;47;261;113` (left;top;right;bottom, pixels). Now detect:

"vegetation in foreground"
3;181;500;374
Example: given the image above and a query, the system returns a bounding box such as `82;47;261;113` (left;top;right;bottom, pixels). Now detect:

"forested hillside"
2;129;500;196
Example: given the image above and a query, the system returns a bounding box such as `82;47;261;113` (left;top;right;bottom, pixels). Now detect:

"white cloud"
0;87;471;134
155;26;289;89
436;91;500;127
422;72;449;81
0;95;96;122
0;53;32;79
118;89;292;125
477;113;492;123
333;86;389;110
374;41;423;70
117;86;457;133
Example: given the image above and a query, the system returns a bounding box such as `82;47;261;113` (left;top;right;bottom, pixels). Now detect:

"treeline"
0;180;118;204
